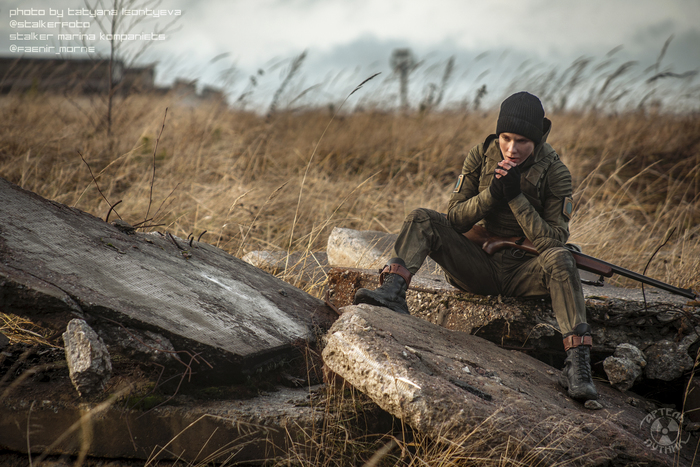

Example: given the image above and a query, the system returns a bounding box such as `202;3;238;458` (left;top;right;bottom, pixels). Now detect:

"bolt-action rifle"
464;224;700;302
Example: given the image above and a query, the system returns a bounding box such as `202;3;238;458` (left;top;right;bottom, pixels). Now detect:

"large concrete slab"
0;177;336;380
323;305;696;466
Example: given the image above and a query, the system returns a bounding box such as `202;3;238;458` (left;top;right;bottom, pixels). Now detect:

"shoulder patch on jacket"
453;174;465;193
562;196;574;220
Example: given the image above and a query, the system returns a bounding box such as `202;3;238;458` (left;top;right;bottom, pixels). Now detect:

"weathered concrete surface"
0;386;322;464
327;227;441;275
0;177;336;382
326;267;700;372
322;304;696;466
62;319;112;396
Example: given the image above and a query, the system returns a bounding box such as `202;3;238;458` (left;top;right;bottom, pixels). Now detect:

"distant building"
0;57;155;95
0;57;227;105
200;85;226;103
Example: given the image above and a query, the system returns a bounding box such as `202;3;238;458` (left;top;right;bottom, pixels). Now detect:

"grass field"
1;91;698;294
0;78;699;464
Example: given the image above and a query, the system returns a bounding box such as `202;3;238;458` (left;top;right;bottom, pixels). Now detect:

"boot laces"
575;346;592;382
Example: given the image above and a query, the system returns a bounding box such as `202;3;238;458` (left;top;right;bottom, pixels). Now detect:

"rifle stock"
464;224;698;301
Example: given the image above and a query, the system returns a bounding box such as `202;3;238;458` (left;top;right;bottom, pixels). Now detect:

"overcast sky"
3;0;699;110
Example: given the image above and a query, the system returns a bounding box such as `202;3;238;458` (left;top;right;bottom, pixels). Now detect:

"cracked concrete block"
63;319;112;396
326;227;440;275
645;340;694;381
321;304;683;466
603;343;646;391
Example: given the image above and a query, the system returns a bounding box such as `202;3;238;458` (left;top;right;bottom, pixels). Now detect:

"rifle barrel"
574;251;698;301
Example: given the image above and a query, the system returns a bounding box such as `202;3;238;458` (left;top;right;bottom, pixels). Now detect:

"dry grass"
1;88;698;466
0;92;698;295
0;312;58;347
273;382;615;467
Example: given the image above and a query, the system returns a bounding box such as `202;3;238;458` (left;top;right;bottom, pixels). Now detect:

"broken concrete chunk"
645;340;694;381
613;343;647;364
603;344;646;391
326;227;441;275
322;304;684;466
63;319;112;396
584;399;604;410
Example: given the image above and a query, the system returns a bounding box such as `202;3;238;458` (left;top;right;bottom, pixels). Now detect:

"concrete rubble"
327;227;442;275
603;343;646;391
323;304;692;466
0;176;337;463
62;319;112;396
325;228;700;381
644;339;696;381
97;323;178;365
2;178;699;465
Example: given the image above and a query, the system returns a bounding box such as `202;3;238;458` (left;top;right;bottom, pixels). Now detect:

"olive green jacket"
447;119;573;253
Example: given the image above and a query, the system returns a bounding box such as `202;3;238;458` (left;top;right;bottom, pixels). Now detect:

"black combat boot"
558;323;598;401
353;258;412;315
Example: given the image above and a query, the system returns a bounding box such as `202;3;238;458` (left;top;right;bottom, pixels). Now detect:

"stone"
322;304;688;465
0;177;336;384
584;400;604;410
603;343;646;391
645;340;695;381
62;319;112;396
614;343;647;364
326;227;441;275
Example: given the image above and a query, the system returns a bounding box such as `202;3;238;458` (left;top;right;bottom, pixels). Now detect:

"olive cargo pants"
393;208;587;335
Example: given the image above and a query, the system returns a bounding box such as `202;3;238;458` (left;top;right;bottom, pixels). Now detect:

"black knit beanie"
496;92;545;144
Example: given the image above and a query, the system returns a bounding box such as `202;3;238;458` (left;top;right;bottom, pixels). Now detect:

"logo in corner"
640;408;689;454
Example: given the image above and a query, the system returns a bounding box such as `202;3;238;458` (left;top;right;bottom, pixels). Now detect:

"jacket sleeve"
507;160;572;252
447;145;499;233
